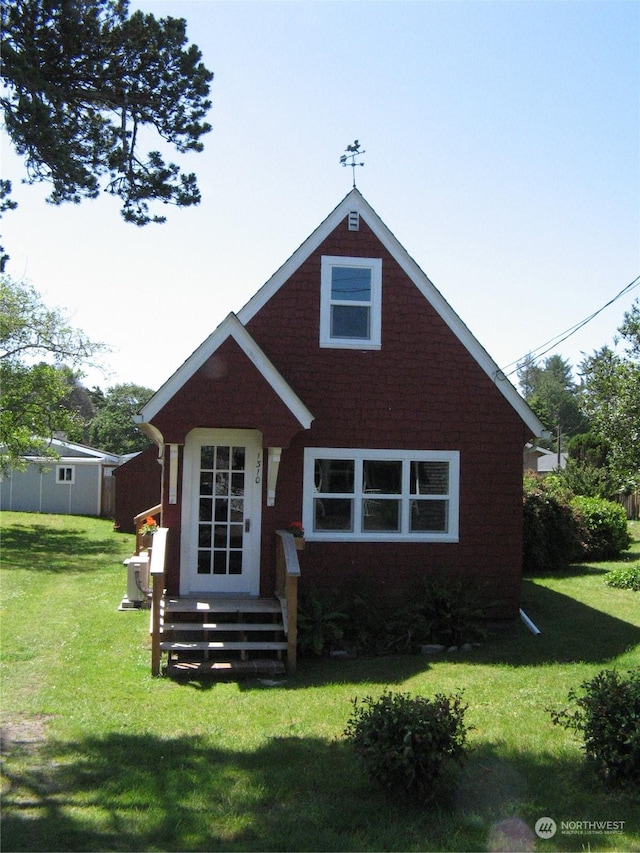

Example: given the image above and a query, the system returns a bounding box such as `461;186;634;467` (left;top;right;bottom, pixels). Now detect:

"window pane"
213;551;227;574
231;447;245;471
198;524;212;548
331;266;371;301
228;551;242;575
200;446;214;469
216;446;230;470
215;472;229;495
199;498;213;522
315;459;354;493
314;498;353;531
410;462;449;495
331;305;370;339
200;472;213;495
229;524;243;549
363;498;401;532
214;499;228;521
363;460;402;494
197;551;211;574
410;500;448;532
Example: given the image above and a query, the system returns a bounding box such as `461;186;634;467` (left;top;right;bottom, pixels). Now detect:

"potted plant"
139;516;158;549
288;521;305;550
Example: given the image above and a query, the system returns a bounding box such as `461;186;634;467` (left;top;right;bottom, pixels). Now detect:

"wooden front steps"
160;596;287;679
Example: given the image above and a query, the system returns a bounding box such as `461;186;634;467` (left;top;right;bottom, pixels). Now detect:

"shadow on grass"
2;731;638;852
509;579;640;666
1;522;130;573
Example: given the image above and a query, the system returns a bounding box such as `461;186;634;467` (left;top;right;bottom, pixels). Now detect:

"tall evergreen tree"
1;0;213;231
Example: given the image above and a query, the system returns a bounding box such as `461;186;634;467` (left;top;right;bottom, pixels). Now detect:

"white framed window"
303;449;459;542
56;465;75;484
320;256;382;349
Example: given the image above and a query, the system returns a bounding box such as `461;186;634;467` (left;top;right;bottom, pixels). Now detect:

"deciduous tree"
0;275;106;471
579;301;640;482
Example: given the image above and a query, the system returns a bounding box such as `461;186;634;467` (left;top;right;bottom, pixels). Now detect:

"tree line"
517;300;640;498
3;272;638;501
1;275;154;472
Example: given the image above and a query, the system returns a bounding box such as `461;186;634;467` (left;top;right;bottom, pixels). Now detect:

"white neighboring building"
1;438;120;517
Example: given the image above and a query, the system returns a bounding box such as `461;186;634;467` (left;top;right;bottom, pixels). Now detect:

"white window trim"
320;256;382;349
56;465;75;484
303;448;459;542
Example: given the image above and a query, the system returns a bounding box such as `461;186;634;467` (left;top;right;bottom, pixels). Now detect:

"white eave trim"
238;189;544;438
138;313;314;431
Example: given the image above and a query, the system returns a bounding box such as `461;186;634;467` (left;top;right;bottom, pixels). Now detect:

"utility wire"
499;274;640;378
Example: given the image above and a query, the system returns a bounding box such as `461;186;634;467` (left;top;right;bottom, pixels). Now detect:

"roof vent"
348;210;360;231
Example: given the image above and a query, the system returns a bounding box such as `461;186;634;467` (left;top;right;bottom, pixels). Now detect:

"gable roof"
24;438;120;463
138;313;314;430
237;188;543;437
139;189;542;438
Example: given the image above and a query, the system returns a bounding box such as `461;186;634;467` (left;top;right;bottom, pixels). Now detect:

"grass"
1;511;639;852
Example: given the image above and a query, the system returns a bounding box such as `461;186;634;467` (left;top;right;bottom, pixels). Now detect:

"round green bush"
344;689;469;804
523;474;582;574
572;496;632;560
605;562;640;591
551;668;640;789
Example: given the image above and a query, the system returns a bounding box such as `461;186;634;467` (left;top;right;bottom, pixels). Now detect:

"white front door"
181;429;263;595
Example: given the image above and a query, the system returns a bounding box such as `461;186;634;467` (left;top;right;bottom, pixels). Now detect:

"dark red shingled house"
135;189;543;674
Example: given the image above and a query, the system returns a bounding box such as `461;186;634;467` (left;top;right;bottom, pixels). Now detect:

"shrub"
572;496;632;560
523;473;582;574
343;593;395;656
605;562;640;591
297;589;347;656
344;689;469;804
550;668;640;789
386;579;486;652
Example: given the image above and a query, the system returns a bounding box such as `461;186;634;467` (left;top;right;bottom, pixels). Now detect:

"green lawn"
1;512;639;852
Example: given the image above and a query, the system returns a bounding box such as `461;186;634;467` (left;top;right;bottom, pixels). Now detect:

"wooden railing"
133;504;162;555
149;527;168;677
275;530;302;673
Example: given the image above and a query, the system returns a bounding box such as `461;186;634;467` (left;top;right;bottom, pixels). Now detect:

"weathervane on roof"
340;140;365;188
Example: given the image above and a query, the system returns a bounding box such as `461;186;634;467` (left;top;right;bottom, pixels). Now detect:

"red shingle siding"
151;337;305;447
149;213;532;617
246;215;530;618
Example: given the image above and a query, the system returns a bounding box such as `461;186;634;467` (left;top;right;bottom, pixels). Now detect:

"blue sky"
2;0;638;392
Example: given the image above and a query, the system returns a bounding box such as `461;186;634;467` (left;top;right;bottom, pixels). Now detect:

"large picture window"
303;449;459;541
320;256;382;348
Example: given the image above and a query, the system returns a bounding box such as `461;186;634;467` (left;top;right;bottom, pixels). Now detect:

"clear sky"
2;0;638;393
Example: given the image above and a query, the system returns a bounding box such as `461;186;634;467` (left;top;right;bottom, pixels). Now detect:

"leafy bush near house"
297;589;347;656
605;562;640;591
344;690;469;804
385;579;486;653
572;496;632;561
343;593;395;656
523;473;582;574
550;668;640;789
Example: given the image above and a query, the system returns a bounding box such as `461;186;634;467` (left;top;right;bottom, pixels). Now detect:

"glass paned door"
182;429;262;595
197;445;246;577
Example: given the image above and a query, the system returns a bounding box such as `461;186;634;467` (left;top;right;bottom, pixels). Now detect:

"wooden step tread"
160;640;288;651
166;658;286;679
164;598;281;614
163;622;283;632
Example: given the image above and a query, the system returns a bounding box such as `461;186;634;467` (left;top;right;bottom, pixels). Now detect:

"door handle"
245;519;251;533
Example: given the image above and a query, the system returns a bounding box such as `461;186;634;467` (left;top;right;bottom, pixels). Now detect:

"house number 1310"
255;453;262;484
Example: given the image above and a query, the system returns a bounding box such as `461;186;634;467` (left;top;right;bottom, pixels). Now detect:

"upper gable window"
320;256;382;349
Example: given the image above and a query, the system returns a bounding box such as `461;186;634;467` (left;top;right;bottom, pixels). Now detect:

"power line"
499;274;640;378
